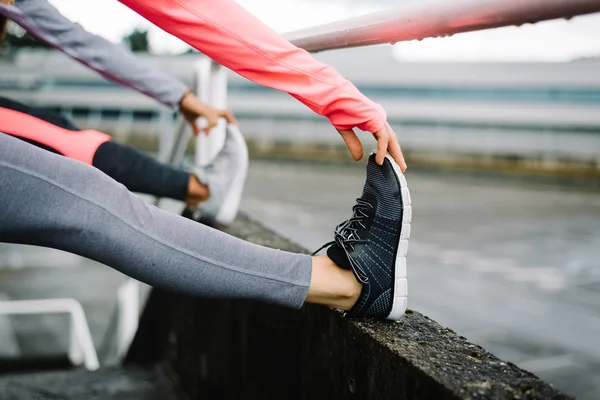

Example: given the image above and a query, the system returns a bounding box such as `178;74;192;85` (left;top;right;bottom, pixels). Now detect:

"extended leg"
0;101;207;204
0;131;412;318
0;133;311;309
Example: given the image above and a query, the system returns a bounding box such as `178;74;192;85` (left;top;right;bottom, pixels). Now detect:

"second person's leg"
0;101;231;218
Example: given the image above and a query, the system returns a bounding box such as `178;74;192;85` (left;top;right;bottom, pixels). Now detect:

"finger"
219;109;237;125
388;135;407;172
385;123;407;172
337;128;363;161
198;117;213;135
229;111;239;126
374;128;389;165
190;120;200;136
224;110;236;125
205;119;217;134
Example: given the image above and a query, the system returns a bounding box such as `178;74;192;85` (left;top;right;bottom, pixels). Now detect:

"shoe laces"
313;198;373;284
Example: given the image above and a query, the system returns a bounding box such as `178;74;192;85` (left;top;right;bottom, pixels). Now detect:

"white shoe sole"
214;125;249;226
379;152;411;321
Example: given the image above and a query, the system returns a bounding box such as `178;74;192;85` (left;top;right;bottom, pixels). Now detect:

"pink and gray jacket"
0;0;385;133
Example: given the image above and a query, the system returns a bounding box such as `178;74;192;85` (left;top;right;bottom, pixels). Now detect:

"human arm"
118;0;405;168
0;0;235;133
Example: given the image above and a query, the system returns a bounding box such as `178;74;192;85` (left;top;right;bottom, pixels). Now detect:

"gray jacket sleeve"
1;0;188;108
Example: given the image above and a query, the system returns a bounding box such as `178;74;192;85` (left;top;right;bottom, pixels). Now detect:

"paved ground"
0;159;598;399
0;364;180;399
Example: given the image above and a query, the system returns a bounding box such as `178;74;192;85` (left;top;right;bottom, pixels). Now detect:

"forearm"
118;0;386;132
1;0;187;108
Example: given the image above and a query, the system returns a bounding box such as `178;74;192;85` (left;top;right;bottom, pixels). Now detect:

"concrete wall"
126;213;570;400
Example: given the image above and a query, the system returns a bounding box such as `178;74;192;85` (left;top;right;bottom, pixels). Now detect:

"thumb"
337;128;363;161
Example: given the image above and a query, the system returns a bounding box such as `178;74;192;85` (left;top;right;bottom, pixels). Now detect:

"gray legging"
0;133;311;309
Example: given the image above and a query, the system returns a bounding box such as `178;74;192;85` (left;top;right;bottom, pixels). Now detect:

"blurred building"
1;46;599;164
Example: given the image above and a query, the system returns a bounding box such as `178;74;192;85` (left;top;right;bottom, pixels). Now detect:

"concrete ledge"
126;213;571;400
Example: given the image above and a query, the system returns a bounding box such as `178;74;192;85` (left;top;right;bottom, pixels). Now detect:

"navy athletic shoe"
314;151;411;320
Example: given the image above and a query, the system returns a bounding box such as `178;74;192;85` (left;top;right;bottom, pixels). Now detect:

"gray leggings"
0;133;311;309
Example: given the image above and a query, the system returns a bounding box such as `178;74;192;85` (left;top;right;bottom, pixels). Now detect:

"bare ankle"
185;174;210;206
337;267;362;301
306;255;362;311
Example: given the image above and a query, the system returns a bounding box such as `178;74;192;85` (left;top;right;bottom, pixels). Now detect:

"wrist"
178;89;194;109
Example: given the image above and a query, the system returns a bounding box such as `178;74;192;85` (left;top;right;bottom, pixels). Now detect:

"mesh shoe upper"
316;152;408;319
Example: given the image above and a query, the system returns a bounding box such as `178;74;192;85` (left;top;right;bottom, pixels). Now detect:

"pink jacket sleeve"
118;0;386;133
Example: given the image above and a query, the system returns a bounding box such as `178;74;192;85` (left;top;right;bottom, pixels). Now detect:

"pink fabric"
118;0;386;133
0;107;111;165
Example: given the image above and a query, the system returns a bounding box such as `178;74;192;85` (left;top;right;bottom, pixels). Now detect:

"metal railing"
0;299;99;370
157;58;228;170
285;0;600;52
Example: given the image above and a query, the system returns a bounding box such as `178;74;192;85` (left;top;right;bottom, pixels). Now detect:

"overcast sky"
49;0;600;62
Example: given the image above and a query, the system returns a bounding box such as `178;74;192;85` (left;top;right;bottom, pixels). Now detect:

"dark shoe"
314;151;411;320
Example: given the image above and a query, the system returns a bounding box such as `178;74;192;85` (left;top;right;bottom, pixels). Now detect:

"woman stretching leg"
0;132;409;318
0;98;208;205
0;0;411;319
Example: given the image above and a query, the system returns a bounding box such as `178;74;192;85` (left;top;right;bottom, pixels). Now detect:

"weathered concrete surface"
0;355;71;374
127;213;570;400
0;364;183;399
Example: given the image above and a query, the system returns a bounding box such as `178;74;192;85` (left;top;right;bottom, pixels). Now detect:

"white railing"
98;279;149;366
195;59;229;167
157;58;228;170
0;299;99;370
285;0;600;52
